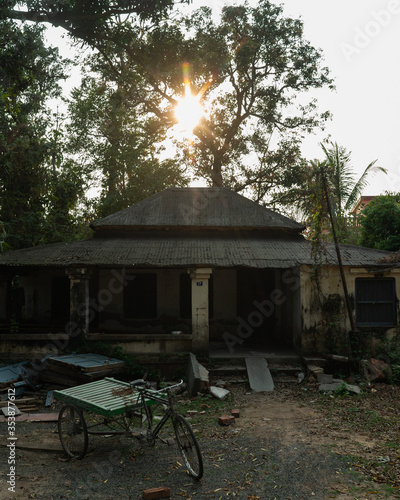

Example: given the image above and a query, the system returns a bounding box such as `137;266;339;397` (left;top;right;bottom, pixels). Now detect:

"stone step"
209;362;303;378
245;357;274;392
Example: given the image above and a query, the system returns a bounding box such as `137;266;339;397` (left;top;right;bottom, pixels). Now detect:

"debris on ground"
186;352;209;396
360;358;392;382
218;414;235;426
210;386;230;400
142;486;171;499
40;353;125;386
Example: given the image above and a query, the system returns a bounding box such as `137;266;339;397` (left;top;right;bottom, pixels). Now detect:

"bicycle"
54;377;204;480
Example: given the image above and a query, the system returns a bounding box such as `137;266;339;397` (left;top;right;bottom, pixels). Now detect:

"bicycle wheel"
58;405;88;459
173;414;203;480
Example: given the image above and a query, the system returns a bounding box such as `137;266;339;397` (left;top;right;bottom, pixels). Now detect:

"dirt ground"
0;381;399;500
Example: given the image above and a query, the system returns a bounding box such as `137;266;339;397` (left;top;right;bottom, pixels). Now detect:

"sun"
174;84;204;135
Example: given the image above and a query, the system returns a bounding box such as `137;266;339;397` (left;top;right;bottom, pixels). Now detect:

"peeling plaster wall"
300;265;400;355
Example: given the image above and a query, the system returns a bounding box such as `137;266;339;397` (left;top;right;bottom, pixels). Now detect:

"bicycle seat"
130;379;147;387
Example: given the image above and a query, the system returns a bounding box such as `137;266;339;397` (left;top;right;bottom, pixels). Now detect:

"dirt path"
0;383;398;499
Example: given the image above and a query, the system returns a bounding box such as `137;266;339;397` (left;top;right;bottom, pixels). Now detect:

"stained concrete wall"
300;265;400;355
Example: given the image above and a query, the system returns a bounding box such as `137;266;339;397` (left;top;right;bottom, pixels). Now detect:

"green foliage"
174;2;334;188
7;1;334;202
332;382;352;397
88;341;146;380
359;193;400;251
275;142;386;243
66;74;189;217
0;19;88;249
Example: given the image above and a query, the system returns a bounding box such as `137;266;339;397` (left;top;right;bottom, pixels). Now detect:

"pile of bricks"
218;408;240;426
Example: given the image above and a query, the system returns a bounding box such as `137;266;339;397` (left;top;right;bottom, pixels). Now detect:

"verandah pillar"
188;268;212;353
66;267;90;347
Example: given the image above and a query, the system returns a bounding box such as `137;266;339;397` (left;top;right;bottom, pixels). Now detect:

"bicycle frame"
137;384;178;441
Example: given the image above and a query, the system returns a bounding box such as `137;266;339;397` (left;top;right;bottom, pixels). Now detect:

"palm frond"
344;161;387;211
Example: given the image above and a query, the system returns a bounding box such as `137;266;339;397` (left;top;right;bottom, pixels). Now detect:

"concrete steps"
206;351;328;387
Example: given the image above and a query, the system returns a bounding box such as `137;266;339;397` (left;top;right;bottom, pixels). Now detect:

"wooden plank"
245;357;274;392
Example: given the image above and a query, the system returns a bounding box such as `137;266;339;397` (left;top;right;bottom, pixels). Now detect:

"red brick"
142;486;171;499
218;414;235;426
231;409;240;418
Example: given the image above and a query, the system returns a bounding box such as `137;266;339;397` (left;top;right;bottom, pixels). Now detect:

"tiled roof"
0;234;391;269
91;187;305;232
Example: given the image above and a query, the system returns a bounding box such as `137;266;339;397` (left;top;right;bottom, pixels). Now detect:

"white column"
188;268;212;353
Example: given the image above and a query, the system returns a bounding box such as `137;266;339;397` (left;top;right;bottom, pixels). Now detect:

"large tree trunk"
211;155;224;187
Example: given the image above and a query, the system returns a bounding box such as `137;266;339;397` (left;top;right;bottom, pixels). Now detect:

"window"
355;278;396;327
179;273;213;319
124;274;157;319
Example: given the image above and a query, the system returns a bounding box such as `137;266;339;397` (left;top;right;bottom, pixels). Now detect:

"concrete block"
142;486;171;499
210;386;230;400
187;353;209;396
231;409;240;418
319;382;343;392
317;373;333;384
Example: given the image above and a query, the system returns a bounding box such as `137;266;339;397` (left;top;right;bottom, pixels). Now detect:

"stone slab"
210;386;230;400
245;357;274;392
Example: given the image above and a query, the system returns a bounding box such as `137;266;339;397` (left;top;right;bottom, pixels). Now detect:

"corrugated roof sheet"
0;235;391;269
91;187;305;232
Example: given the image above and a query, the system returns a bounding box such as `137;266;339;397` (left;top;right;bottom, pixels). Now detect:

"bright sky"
47;0;400;197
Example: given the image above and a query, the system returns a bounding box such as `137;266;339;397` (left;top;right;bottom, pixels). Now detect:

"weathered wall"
300;265;400;355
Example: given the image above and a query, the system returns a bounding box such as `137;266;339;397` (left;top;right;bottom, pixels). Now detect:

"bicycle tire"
58;405;88;459
173;414;203;480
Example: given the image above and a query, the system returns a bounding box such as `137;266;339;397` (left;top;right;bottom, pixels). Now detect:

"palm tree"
320;141;387;215
273;141;387;244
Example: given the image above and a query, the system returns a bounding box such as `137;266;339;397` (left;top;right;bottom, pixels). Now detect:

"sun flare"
174;84;203;135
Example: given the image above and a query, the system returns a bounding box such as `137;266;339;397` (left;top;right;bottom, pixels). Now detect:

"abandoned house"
0;187;398;359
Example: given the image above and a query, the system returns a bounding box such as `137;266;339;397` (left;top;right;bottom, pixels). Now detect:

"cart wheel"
173;414;203;480
58;405;88;459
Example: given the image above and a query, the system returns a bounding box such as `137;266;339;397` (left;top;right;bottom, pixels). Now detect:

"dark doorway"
51;276;70;325
236;268;277;348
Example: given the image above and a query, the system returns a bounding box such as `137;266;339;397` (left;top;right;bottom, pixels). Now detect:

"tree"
320;142;386;215
1;1;181;35
66;55;189;217
178;3;333;187
0;19;83;249
5;1;334;197
274;141;387;243
359;194;400;251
